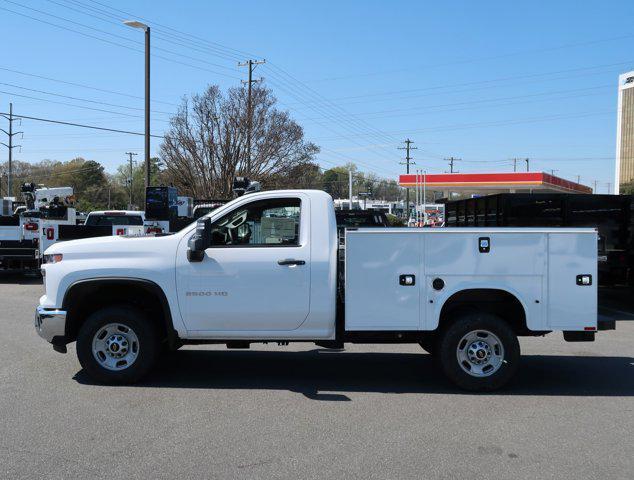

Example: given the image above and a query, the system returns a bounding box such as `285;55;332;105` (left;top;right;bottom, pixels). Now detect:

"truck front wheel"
76;305;159;384
438;312;520;391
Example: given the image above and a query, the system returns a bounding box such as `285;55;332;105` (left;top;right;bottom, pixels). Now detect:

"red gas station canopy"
399;172;592;194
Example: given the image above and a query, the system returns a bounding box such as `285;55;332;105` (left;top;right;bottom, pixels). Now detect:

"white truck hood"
44;234;176;257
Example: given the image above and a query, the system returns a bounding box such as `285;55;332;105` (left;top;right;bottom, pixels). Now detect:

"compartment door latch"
478;237;491;253
576;274;592;286
399;274;416;286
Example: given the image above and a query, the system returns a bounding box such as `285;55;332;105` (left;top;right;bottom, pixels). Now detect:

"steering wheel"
225;210;248;244
227;210;248;229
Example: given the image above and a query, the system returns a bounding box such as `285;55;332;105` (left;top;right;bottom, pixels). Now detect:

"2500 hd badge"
186;291;228;297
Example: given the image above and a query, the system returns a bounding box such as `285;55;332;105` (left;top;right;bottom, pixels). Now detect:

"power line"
82;0;254;60
0;65;178;106
302;34;634;84
44;0;437;176
39;0;242;71
266;63;402;149
1;163;106;182
295;85;611;123
0;4;241;80
312;110;614;142
285;59;634;107
0;88;171;121
47;0;246;64
5;0;241;76
353;84;612;118
0;111;165;138
0;81;175;116
3;1;410;177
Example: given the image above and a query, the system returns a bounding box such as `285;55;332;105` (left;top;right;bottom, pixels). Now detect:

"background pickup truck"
35;190;611;391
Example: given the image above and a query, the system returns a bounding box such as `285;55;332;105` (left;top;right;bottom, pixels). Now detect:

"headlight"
42;254;63;264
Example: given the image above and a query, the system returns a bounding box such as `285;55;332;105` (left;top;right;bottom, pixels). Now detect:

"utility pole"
576;175;581;184
423;170;427;224
398;139;417;219
525;158;530;172
445;157;460;173
607;182;611;195
0;103;23;197
126;152;138;210
593;180;598;193
348;168;353;210
238;59;266;174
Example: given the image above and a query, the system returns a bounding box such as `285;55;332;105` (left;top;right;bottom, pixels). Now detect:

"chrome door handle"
277;259;306;266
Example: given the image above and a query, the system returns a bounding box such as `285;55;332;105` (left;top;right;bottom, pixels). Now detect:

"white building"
615;71;634;194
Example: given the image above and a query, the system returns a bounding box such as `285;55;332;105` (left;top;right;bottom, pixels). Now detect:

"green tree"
114;157;163;209
322;164;357;199
620;182;634;195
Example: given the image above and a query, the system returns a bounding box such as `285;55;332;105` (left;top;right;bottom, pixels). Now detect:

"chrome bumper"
35;306;67;344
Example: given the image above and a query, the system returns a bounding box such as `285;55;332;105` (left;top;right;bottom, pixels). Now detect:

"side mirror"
187;217;211;262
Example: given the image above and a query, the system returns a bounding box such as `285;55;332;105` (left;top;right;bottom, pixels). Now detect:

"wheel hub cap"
105;335;128;358
92;323;139;371
467;341;491;364
456;330;505;378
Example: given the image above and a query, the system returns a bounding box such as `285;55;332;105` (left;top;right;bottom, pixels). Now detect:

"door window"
210;198;301;247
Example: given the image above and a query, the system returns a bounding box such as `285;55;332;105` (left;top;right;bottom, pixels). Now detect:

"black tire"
76;305;160;384
437;312;520;391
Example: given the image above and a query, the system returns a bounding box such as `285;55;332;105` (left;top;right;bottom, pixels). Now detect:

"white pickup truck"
35;190;612;391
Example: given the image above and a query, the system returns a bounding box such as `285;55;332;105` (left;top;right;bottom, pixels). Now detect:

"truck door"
175;194;311;333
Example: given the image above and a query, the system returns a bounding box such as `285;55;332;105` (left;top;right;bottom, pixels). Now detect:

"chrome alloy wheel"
456;329;505;377
92;323;140;371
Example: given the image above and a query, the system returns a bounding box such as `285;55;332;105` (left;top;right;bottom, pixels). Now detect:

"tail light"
146;227;162;234
116;228;125;235
24;222;38;231
46;228;55;240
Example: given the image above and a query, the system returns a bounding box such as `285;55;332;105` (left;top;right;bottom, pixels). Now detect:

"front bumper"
35;306;67;350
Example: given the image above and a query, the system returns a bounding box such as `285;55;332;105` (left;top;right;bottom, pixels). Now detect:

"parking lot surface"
1;275;633;479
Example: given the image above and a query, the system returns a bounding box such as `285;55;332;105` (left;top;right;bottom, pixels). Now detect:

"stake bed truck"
35;190;611;391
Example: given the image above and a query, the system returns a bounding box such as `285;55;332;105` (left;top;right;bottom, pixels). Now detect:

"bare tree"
160;85;319;198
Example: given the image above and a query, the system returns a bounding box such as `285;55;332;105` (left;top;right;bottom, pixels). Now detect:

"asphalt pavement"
0;274;632;479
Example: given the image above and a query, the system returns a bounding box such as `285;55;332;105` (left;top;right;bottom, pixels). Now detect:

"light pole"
123;20;151;192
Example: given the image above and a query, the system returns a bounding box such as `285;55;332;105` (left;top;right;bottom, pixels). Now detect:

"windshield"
85;214;143;226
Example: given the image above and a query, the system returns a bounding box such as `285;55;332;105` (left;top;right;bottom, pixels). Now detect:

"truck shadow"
74;350;634;399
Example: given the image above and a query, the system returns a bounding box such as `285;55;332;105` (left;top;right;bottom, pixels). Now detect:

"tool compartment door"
547;232;597;330
345;231;422;330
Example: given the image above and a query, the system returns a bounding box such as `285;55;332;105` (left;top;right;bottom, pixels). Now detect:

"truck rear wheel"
438;312;520;391
76;305;159;384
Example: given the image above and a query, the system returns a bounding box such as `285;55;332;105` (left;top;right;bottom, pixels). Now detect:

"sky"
0;0;633;193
